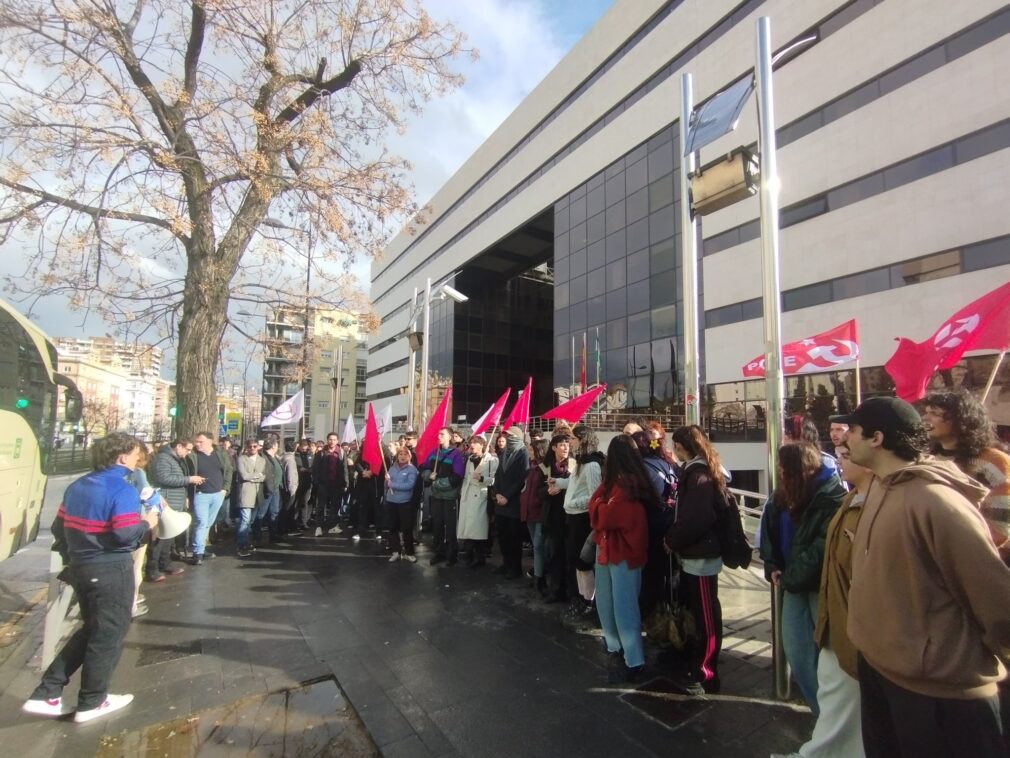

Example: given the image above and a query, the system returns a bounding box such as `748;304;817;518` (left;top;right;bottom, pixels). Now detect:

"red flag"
361;404;384;474
415;388;453;466
885;281;1010;401
472;388;510;436
542;385;606;424
501;377;532;429
742;320;860;378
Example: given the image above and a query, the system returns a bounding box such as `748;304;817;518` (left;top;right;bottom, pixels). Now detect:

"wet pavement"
0;479;811;757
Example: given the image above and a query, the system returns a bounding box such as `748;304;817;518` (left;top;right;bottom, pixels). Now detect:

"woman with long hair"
521;439;550;592
589;435;654;682
541;433;576;603
759;441;846;715
563;424;605;616
663;425;727;695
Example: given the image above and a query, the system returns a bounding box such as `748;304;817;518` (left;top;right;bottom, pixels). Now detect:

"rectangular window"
898;250;961;285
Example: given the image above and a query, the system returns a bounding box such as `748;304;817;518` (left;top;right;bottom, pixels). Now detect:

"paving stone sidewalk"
0;482;810;757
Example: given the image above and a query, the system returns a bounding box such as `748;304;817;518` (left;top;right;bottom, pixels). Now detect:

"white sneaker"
314;527;322;537
352;534;361;542
404;554;418;563
22;696;69;716
388;552;400;562
328;525;343;534
74;693;133;723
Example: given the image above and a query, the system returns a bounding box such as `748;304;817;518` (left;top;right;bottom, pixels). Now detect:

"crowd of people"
20;388;1010;757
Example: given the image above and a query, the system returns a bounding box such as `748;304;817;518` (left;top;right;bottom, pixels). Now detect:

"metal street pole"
756;15;788;701
419;277;432;427
679;73;701;425
331;342;344;434
406;286;419;430
299;240;312;440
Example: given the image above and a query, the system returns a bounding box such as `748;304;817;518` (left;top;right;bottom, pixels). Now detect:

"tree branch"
180;2;206;104
0;178;177;234
274;59;362;124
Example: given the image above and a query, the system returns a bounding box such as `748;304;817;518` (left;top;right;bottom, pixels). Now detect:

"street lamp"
403;277;468;429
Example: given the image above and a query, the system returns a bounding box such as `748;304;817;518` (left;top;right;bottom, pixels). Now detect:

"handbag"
643;555;694;650
579;532;597;565
431;475;460;499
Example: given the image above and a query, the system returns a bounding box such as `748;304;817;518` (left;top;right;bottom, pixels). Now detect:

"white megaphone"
157;507;192;541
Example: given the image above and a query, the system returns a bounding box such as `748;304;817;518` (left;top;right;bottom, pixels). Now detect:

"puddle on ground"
97;678;377;757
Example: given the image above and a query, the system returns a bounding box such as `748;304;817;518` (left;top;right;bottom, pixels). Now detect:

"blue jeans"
595;560;644;668
782;589;820;716
191;490;226;556
254;489;281;542
236;507;254;549
529;521;550;578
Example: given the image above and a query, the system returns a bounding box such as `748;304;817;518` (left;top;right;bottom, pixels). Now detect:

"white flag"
261;389;304;427
376;403;393;438
341;412;358;444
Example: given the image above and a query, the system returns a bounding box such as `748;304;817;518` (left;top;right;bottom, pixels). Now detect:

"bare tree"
0;0;471;436
80;397;118;443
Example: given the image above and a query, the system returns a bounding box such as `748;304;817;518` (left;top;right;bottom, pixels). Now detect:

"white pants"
799;645;864;758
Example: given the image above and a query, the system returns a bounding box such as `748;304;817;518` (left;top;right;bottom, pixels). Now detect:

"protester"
279;440;301;535
922;389;1010;561
422;427;465;565
839;397;1010;758
563;424;605;617
255;438;283;545
759;442;845;714
663;425;731;695
125;445;159;618
385;447;419;562
772;442;870;758
521;439;549;591
312;433;346;536
541;432;575;603
188;432;233;564
147;438;200;576
351;448;381;542
458;434;497;568
294;438;315;529
236;439;266;558
589;435;654;683
631;428;677;620
493;426;530;578
23;433;159;723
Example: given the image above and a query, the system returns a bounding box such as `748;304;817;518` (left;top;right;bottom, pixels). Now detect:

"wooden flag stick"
981;350;1007;403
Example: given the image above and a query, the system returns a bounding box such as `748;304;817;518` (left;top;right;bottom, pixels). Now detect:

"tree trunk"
175;248;230;440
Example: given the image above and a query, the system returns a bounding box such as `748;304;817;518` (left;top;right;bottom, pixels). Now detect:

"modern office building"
367;0;1010;485
261;307;369;439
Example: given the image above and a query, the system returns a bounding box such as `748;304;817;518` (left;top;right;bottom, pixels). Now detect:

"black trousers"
388;501;416;555
32;560;133;710
544;508;567;597
497;515;524;574
352;483;377;535
431;497;459;560
679;572;722;685
313;483;344;528
565;512;592;598
858;654;1004;758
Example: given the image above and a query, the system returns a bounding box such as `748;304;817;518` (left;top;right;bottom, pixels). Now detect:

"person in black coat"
492;426;530;579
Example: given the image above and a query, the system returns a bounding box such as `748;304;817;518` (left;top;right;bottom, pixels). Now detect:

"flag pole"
571;335;575;391
854;359;862;406
595;326;600;386
981;351;1007;403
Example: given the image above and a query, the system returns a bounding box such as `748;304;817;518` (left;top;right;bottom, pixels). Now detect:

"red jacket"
589;482;648;569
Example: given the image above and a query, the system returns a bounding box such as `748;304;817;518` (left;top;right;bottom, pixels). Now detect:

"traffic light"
168;405;177;417
15;397;29;409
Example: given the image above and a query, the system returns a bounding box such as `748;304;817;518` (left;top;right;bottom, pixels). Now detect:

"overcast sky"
4;0;612;378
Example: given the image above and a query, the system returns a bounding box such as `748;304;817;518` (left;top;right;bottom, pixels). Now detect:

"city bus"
0;297;82;562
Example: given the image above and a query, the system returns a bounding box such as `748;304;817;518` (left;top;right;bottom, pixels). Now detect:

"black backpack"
714;486;753;570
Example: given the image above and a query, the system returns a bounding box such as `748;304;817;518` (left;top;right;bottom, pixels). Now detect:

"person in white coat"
457;435;498;568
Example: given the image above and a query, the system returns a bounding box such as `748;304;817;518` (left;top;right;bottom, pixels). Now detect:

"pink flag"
415;388;453;467
742;320;860;378
472;389;510;436
501;377;532;430
885;281;1010;401
361;404;384;475
542;385;606;424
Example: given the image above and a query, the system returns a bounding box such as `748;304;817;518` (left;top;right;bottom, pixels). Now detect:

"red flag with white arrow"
542;385;606;424
742;320;860;378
